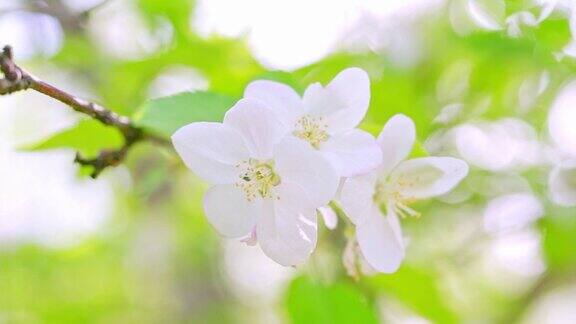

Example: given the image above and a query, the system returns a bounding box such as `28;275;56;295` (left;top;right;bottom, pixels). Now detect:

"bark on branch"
0;45;164;178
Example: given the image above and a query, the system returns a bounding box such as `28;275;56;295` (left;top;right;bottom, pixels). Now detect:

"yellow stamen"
236;159;281;201
374;179;421;219
293;115;329;149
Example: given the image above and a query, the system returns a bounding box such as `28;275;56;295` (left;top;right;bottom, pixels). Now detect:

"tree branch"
0;45;166;178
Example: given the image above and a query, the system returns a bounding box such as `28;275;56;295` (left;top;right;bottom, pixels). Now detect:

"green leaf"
541;210;576;272
533;18;572;52
285;276;379;324
369;266;458;323
137;0;194;37
22;120;124;157
133;91;237;138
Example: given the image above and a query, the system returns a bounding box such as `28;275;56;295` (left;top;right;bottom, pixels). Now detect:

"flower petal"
377;114;416;176
340;171;379;226
223;98;287;159
244;80;303;127
320;129;383;177
356;206;405;273
172;122;249;184
274;137;339;207
303;68;370;134
386;205;405;250
203;184;262;238
549;162;576;207
390;157;469;200
318;206;338;230
257;183;317;266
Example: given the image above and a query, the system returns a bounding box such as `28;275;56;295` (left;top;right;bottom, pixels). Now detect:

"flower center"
374;179;420;219
236;159;281;201
293;115;329;149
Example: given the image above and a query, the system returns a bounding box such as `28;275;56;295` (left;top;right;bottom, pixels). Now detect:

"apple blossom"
339;114;469;273
172;98;339;266
244;68;382;177
548;160;576;207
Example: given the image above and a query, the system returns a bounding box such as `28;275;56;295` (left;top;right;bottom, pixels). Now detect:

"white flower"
549;160;576;207
339;114;469;273
172;99;339;266
244;68;382;177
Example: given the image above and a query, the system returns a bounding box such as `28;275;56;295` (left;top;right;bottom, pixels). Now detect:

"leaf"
285;276;379;324
369;266;458;323
540;209;576;272
22;120;124;157
533;18;572;52
137;0;194;37
134;91;237;138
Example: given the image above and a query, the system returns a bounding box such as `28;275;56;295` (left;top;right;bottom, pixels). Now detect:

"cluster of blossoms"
172;68;469;274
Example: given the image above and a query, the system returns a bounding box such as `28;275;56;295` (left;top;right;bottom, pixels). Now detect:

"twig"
0;45;166;178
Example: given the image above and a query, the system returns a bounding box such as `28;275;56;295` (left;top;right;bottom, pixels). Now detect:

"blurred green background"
0;0;575;323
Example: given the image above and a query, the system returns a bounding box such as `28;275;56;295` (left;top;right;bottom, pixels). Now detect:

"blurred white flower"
0;11;63;59
0;149;114;248
87;1;172;59
194;0;440;70
454;118;544;171
0;93;113;248
340;115;469;273
245;68;382;177
548;80;576;157
172;99;339;266
467;0;506;31
450;0;569;37
548;160;576;207
484;193;543;234
506;12;539;37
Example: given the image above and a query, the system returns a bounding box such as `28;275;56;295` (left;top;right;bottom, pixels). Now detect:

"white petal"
549;162;576;207
390;157;469;200
318;206;338;230
386;205;405;250
240;228;258;246
244;80;303;127
203;184;261;238
303;68;370;134
340;171;379;226
172;122;249;184
257;183;317;266
467;0;504;31
274;137;339;207
223;98;287;159
356;207;405;273
321;129;383;177
377;114;416;176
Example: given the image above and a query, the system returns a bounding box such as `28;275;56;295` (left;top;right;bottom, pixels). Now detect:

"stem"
0;45;167;178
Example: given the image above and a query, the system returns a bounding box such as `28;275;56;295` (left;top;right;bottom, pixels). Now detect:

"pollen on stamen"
293;115;330;149
235;159;281;201
375;180;422;219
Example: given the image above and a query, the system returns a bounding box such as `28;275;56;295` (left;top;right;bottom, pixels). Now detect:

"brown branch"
0;45;166;178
